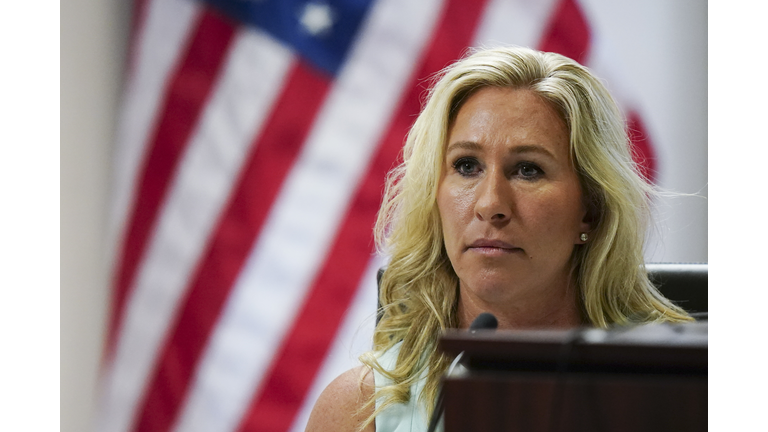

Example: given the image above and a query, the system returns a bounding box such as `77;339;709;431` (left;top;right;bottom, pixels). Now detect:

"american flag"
95;0;703;431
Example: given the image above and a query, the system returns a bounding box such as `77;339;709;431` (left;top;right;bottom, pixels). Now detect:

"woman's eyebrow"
445;140;482;153
510;144;555;159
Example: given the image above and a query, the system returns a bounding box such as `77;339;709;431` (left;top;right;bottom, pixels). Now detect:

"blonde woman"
305;46;691;432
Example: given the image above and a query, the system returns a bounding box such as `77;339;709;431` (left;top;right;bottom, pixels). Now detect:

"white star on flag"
299;2;335;36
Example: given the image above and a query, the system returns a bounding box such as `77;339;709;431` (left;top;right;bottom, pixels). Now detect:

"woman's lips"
466;239;523;255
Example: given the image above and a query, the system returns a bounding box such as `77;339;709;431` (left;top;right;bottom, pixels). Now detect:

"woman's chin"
459;277;528;305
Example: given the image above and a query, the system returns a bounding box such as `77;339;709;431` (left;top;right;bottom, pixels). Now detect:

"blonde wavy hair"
359;46;691;426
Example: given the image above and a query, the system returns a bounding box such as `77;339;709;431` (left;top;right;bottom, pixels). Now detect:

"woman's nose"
474;170;512;222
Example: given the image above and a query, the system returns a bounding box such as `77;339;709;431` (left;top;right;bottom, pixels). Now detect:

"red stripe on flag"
235;1;492;431
132;0;149;39
127;0;151;75
131;61;331;432
108;10;236;355
626;110;657;183
538;0;591;63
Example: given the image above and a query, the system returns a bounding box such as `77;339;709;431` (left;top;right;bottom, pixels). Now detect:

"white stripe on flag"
472;0;559;49
107;0;200;270
573;0;638;106
95;29;295;432
171;0;446;430
288;254;383;432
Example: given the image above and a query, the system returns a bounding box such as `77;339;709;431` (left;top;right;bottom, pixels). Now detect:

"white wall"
61;1;130;431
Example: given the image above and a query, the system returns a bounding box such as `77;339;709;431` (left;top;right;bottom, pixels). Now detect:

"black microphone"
469;312;498;332
426;313;498;432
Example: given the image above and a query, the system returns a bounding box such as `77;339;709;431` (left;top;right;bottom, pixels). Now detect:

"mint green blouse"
372;342;434;432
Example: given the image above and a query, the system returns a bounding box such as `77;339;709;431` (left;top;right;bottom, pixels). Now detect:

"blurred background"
61;1;706;432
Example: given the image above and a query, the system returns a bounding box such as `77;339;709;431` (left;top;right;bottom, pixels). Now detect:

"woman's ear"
577;195;599;244
576;215;591;244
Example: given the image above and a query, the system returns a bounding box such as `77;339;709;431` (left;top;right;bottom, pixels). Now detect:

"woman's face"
437;86;590;308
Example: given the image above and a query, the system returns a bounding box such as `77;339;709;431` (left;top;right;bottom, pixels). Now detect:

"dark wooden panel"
439;323;707;432
444;372;707;432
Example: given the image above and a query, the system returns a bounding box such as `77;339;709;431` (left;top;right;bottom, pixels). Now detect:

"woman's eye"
518;163;542;179
454;158;480;176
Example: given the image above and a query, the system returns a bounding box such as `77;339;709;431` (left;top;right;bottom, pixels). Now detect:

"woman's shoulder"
305;365;375;432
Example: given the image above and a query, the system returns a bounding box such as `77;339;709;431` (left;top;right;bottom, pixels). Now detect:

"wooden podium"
439;322;707;432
